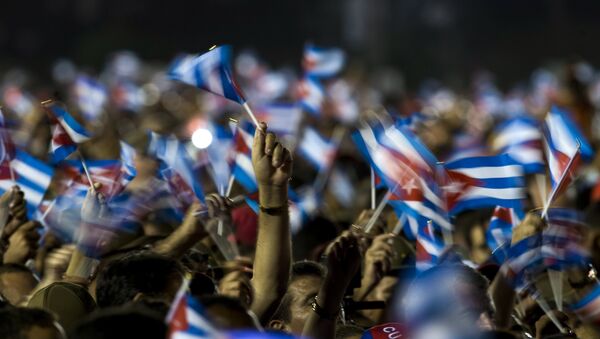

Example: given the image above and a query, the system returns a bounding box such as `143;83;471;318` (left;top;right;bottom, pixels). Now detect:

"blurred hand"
3;221;41;264
324;234;361;289
2;187;28;239
81;183;107;223
252;122;292;189
219;269;254;309
361;233;395;296
351;209;386;235
205;193;234;221
42;244;75;282
512;212;545;245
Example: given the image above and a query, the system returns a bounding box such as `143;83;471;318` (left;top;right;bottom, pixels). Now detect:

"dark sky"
1;0;600;89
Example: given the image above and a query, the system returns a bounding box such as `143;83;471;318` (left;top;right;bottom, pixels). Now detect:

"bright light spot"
191;128;213;149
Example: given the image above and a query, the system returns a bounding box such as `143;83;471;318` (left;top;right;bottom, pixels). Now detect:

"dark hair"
335;324;365;339
70;306;167;339
0;307;58;339
271;261;325;323
95;252;184;308
291;260;326;281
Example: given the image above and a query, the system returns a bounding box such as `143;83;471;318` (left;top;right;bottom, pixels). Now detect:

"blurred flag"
492;116;545;174
168;45;246;104
167;287;219;339
570;284;600;326
44;102;91;163
302;44;345;78
60;160;126;198
298;127;336;171
111;81;144;112
0;109;16;179
297;77;324;115
289;187;319;234
328;167;355;208
2;85;35;118
486;206;523;263
255;104;303;137
148;132;206;205
395;111;429;133
542;208;589;270
444;133;489;162
119;141;137;190
416;221;446;272
444;154;526;215
205;122;235;192
328;80;359;124
353;124;451;231
543;106;594;210
231;121;257;192
74;75;108;121
0;150;53;217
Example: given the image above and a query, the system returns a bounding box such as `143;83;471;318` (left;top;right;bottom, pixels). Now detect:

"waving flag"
444;154;526;215
44;101;91;163
542;106;594;212
0;109;16;179
542;208;589;270
111;81;144;112
148;132;205;205
2;85;35;118
486;206;523;263
298;127;336;171
502;231;544;287
255;104;303;137
416;221;447;272
302;44;345;78
74;75;108;121
231;121;257;192
0;150;53;217
167;288;219;339
297;77;324;115
289;187;319;234
329;80;359;124
119;141;137;189
60;160;126;198
168;45;245;104
353;124;451;231
570;284;600;326
492;116;545;174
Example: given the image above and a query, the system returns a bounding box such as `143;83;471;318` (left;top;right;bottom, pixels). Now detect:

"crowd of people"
0;45;597;339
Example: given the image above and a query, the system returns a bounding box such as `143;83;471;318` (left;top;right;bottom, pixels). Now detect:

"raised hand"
252;122;292;189
81;183;107;223
324;234;362;289
3;220;41;264
359;233;395;299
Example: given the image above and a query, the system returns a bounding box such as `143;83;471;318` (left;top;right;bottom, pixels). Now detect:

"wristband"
311;296;339;321
259;204;288;215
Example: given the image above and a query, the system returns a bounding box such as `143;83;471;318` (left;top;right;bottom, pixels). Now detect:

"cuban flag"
328;79;359;124
443;154;526;215
289;187;319;234
119;141;137;189
416;221;447;272
543;106;594;210
486;206;523;263
503;231;544;288
569;284;600;326
231;121;257;193
353;124;452;231
302;44;345;78
0;109;16;179
111;81;144;112
59;159;126;199
2;85;35;118
167;288;220;339
168;45;246;104
44;102;91;163
298;127;336;171
0;150;53;217
148;132;206;205
74;75;108;121
492;116;545;174
297;77;324;115
542;208;589;270
255;104;303;137
205;122;235;193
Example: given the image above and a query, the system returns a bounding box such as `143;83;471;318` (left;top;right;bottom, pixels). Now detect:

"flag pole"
8;163;16;186
364;189;393;233
241;102;261;129
370;167;376;210
225;174;235;198
541;143;580;219
76;149;96;194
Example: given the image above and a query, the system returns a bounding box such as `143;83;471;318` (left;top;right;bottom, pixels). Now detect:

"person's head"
269;260;326;334
95;251;184;308
0;264;38;305
69;306;167;339
0;307;65;339
200;295;260;330
402;264;494;337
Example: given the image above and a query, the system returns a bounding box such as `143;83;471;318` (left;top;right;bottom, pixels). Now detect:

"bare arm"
250;122;293;324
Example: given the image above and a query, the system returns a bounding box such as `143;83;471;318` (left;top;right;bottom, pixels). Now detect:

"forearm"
153;224;205;258
251;184;291;322
302;275;345;339
490;267;516;328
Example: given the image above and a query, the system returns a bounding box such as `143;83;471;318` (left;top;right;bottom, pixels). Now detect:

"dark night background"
1;0;600;89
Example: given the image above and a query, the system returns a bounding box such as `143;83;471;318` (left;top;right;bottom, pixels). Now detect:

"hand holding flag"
252;122;293;190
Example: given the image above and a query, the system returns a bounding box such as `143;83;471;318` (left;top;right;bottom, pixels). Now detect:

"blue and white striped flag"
302;44;345;78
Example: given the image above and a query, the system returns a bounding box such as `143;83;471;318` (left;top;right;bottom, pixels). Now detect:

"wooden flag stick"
370;167;376;210
241;102;261;129
225;174;235;198
365;189;393;233
76;150;96;194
